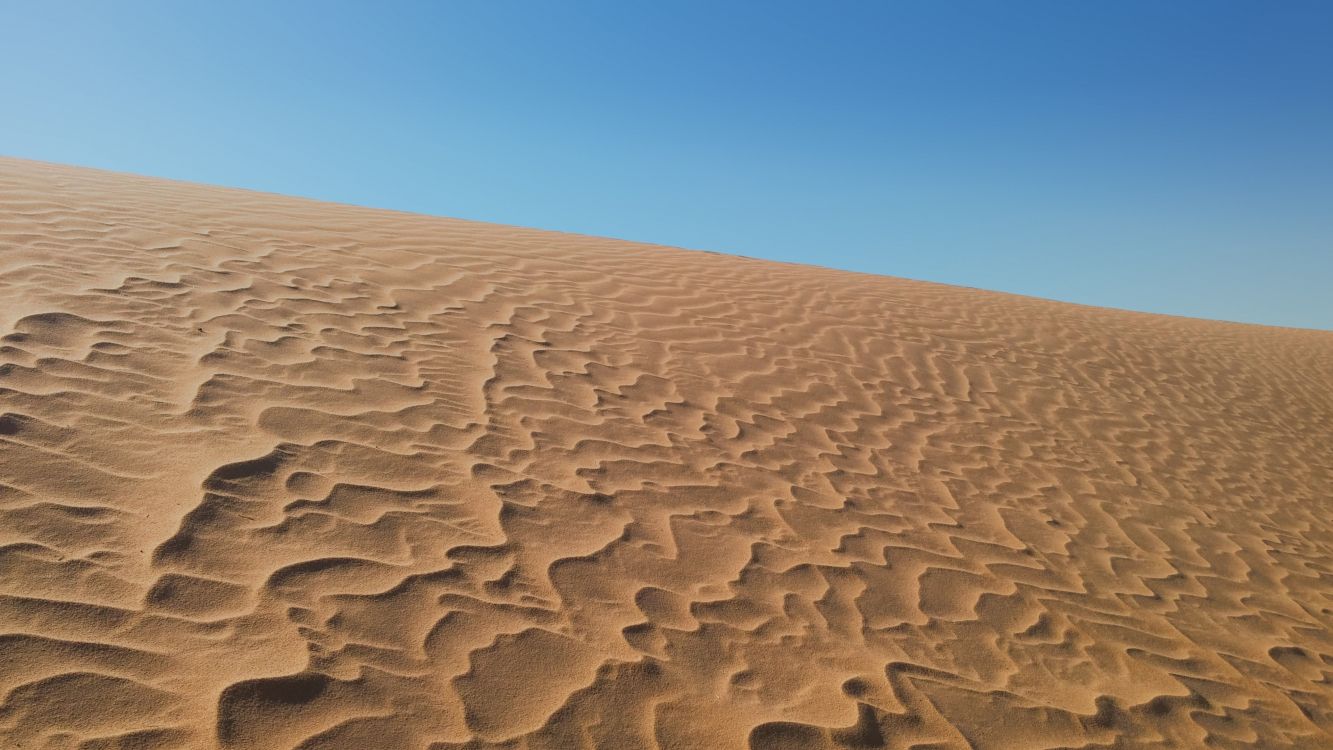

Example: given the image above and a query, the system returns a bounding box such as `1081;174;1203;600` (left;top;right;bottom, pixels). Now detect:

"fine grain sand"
1;156;1331;749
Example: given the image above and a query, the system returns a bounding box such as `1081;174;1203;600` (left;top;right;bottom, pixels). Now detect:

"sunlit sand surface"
1;157;1330;749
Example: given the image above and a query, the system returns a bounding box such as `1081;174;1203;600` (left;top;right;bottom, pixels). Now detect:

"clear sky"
3;1;1331;329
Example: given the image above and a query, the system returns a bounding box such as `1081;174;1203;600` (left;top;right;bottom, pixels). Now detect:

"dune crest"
0;157;1331;749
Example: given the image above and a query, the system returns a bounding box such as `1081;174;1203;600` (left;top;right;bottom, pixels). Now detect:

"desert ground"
0;156;1330;749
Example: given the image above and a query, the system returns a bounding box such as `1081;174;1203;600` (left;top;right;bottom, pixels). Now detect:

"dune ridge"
0;156;1331;749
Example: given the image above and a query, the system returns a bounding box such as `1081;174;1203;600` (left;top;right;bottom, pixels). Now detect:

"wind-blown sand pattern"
0;157;1331;749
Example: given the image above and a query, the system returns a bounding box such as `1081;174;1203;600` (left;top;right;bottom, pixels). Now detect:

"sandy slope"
0;156;1330;749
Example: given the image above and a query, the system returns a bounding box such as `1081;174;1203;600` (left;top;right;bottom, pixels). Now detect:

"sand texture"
0;157;1331;749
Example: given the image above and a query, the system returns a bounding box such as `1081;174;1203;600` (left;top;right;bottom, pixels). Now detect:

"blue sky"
3;1;1331;329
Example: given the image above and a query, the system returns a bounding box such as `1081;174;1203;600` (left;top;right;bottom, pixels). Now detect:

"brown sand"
0;156;1330;749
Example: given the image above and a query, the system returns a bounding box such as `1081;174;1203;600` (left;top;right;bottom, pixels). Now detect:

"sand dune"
0;156;1330;749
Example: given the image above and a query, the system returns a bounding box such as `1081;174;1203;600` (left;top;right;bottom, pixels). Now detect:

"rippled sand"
1;157;1330;749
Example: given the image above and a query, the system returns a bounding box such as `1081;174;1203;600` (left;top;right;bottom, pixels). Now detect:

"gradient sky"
3;1;1331;329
